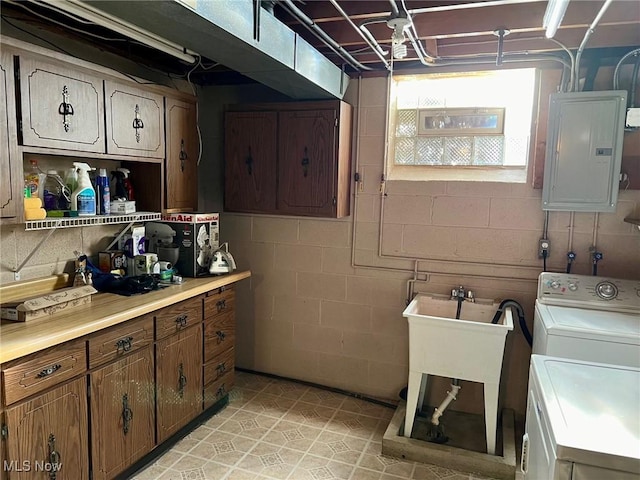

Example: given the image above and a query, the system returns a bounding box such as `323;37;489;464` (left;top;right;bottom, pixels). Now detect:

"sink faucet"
451;286;475;303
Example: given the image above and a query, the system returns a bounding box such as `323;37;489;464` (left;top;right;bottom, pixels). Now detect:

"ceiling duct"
73;0;350;100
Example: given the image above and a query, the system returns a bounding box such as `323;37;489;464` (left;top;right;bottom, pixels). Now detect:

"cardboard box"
156;213;220;277
1;285;97;322
98;251;127;273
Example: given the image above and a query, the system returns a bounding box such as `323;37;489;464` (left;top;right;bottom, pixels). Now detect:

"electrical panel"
542;90;627;212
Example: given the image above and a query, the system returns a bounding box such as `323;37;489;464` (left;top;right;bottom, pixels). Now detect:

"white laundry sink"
402;293;514;454
403;294;513;383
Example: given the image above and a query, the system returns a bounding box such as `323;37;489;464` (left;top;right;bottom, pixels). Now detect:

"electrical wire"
1;15;75;56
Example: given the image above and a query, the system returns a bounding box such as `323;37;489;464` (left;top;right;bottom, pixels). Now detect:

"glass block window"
391;69;536;168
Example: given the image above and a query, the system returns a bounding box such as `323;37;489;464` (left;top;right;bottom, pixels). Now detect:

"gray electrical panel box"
542;90;627;212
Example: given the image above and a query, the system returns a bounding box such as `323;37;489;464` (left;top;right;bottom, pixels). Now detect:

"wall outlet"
538;238;550;258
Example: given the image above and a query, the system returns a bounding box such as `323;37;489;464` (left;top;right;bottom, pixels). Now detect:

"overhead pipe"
574;0;613;91
327;0;391;70
280;0;372;71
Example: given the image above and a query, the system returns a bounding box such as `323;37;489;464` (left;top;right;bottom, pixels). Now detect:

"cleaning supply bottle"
24;159;43;198
43;170;67;211
71;162;96;216
96;168;110;215
116;167;135;201
64;166;78;194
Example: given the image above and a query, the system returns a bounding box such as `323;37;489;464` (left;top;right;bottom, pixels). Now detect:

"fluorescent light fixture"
543;0;570;39
39;0;197;63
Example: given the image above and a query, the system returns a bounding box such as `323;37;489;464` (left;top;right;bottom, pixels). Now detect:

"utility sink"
402;293;514;455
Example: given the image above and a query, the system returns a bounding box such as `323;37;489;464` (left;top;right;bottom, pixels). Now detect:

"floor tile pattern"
132;372;500;480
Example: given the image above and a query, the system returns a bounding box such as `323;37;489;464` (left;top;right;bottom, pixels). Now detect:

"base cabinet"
4;377;89;480
89;347;154;480
156;323;203;444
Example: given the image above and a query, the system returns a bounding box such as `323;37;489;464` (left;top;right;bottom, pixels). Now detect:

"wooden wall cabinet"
224;100;352;218
17;55;105;154
0;49;20;221
104;80;165;159
165;97;198;212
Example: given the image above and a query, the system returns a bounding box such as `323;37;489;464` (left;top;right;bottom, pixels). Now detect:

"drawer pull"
178;363;187;398
175;314;188;328
37;364;61;378
216;299;227;312
216;362;227;378
122;393;133;435
215;330;226;343
47;433;62;480
216;384;227;399
115;336;134;353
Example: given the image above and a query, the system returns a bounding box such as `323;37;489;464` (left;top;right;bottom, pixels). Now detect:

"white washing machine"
533;273;640;367
522;273;640;480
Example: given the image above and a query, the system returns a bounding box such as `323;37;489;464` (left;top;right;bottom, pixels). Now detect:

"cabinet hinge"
1;424;8;439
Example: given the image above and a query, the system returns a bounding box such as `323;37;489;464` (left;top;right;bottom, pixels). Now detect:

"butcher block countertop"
0;270;251;364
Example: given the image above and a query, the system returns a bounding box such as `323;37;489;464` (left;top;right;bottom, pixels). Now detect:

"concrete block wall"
223;76;640;417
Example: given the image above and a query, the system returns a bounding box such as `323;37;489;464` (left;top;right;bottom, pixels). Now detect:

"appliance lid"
532;355;640;472
536;303;640;346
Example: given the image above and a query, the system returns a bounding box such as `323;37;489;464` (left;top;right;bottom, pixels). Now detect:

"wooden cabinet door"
18;56;104;153
90;347;154;480
0;49;19;219
278;109;337;216
4;377;88;480
156;324;203;443
165;97;198;211
105;80;164;158
224;112;277;213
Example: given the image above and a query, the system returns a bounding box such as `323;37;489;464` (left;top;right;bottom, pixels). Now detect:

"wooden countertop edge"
0;270;251;364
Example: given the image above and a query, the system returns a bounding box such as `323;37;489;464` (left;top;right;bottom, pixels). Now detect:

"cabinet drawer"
155;296;203;340
88;314;154;368
204;312;235;363
203;371;234;410
2;341;86;405
204;347;234;386
204;287;235;320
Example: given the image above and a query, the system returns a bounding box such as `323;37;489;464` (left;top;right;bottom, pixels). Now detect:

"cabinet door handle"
179;138;188;172
57;85;74;133
216;299;227;312
47;433;62;480
215;330;226;344
37;364;61;378
115;336;134;353
246;147;253;175
178;363;187;398
175;314;188;328
301;146;309;177
122;393;133;435
133;104;144;143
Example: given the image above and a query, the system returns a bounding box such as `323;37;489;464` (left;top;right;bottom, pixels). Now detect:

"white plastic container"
71;162;96;216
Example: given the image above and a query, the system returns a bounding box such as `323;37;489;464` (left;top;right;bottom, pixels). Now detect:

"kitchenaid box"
159;213;219;277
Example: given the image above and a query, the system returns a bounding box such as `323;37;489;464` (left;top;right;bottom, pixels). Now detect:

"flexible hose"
491;299;533;347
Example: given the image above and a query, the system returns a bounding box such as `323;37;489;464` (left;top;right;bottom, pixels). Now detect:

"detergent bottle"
71;162;96;216
116;167;135;201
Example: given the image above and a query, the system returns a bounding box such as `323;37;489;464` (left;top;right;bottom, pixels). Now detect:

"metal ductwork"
85;0;350;99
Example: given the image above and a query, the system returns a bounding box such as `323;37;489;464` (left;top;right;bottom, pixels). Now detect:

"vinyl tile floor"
132;371;498;480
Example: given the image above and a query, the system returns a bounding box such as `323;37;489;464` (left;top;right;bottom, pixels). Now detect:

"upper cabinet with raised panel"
105;80;165;159
0;49;19;220
224;100;352;218
18;55;105;153
165;97;198;212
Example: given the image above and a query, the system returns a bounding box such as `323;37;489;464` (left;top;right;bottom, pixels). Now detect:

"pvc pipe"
430;383;461;426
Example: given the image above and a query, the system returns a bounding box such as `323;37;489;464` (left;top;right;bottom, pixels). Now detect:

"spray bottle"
116;168;135;201
71;162;96;216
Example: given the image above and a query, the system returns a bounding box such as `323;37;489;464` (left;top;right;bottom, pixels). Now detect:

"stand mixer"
145;222;180;266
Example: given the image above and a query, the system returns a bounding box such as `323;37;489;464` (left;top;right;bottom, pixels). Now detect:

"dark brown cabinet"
165;97;199;212
4;377;89;480
224;100;352;218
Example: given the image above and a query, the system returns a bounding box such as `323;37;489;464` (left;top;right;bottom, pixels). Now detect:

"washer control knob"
550;281;561;290
595;281;618;300
568;282;578;292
